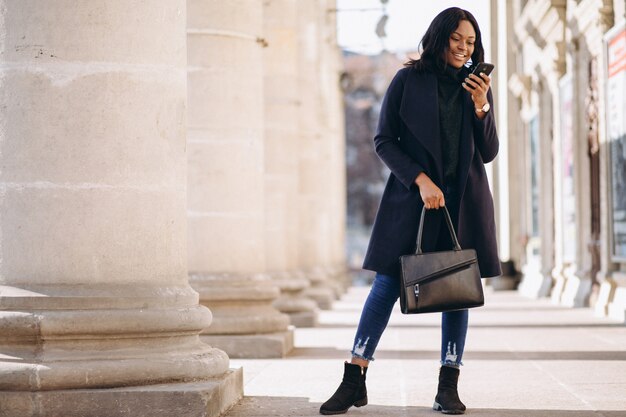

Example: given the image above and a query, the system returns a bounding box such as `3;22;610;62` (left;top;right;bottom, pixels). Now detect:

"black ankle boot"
319;362;368;415
433;366;466;414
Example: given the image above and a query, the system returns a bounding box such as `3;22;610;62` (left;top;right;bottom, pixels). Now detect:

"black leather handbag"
399;206;485;314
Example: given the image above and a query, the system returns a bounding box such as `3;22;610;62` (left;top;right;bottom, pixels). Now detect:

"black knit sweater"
436;65;464;185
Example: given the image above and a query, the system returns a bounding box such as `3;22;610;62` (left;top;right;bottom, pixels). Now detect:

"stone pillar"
296;0;337;310
538;76;557;297
506;7;529;294
486;0;520;291
596;4;625;321
262;0;319;327
555;0;611;308
0;2;241;416
323;0;351;295
186;0;293;358
512;0;565;299
548;4;615;310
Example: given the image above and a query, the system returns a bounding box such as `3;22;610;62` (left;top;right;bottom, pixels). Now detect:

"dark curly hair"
405;7;484;74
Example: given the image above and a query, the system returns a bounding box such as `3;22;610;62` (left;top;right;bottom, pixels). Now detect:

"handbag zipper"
404;257;475;287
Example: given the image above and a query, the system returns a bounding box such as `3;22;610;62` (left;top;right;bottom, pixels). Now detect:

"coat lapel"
399;70;443;183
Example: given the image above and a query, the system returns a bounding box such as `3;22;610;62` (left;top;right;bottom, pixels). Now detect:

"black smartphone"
465;63;494;90
470;62;495;77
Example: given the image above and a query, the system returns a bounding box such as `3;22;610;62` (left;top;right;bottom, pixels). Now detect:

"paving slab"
226;286;626;417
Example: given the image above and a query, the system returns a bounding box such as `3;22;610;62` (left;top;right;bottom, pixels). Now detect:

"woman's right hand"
415;172;445;209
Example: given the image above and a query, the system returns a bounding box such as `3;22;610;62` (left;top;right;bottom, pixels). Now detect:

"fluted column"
0;2;241;416
186;0;293;358
263;0;319;327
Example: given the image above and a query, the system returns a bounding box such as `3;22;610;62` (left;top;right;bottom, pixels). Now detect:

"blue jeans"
352;184;468;367
351;273;468;367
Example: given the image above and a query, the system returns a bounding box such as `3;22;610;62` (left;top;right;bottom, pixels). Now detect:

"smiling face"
445;19;476;68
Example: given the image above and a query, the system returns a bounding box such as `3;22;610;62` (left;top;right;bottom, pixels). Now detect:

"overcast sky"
336;0;491;58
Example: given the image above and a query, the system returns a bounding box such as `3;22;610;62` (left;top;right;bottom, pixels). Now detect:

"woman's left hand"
462;72;491;110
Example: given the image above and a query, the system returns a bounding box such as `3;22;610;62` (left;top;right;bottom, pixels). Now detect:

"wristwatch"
475;102;490;113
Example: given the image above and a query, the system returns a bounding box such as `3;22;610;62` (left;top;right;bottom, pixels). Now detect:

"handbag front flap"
400;249;477;287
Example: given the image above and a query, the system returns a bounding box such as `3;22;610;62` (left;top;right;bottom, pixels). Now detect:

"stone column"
555;0;612;308
262;0;319;327
538;76;557;297
0;2;241;416
323;0;351;295
513;0;564;299
296;0;339;310
596;3;625;321
486;0;512;290
550;1;619;311
186;0;293;357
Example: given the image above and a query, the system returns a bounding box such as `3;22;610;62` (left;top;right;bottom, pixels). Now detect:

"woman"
320;7;500;416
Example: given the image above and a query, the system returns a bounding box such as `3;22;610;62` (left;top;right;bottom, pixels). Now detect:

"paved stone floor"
226;286;626;417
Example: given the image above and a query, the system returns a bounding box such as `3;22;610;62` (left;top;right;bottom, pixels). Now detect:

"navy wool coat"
362;66;501;279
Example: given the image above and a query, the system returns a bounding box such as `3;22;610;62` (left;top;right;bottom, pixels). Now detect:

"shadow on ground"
225;396;626;417
287;347;626;361
328;306;588;313
314;323;625;329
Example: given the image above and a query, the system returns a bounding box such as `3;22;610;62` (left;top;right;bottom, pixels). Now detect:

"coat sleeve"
471;88;499;163
374;69;425;190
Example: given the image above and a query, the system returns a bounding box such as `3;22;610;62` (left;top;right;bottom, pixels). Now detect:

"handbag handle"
415;205;462;254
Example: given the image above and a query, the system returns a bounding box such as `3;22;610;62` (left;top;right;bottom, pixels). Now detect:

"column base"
302;267;336;310
0;368;243;417
594;274;616;317
0;284;230;391
274;297;319;327
559;274;592;308
485;276;519;291
287;310;318;327
550;273;567;304
303;287;335;309
271;272;319;327
594;271;626;322
608;295;626;322
518;264;553;298
324;265;348;297
201;329;295;359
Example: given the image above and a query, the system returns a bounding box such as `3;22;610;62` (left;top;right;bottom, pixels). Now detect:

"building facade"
495;0;626;321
